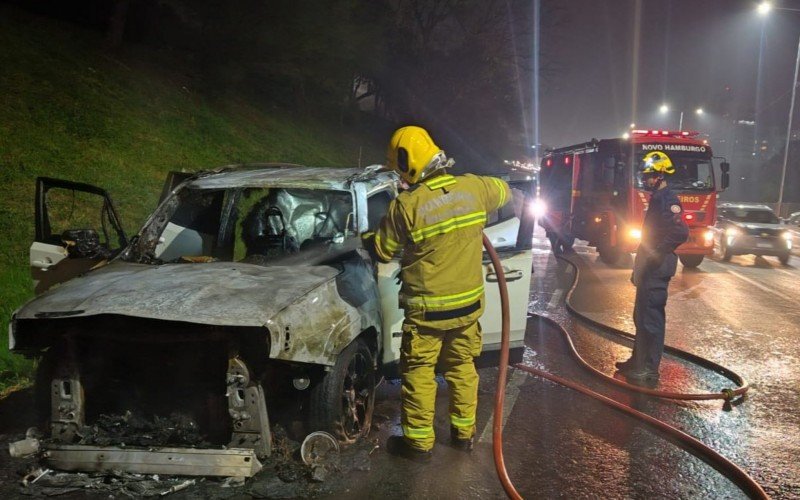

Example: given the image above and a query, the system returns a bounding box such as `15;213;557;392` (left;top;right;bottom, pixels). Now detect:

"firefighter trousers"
631;253;677;371
399;320;482;451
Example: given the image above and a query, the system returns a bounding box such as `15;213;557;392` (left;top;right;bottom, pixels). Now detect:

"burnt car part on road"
482;239;766;499
9;166;536;478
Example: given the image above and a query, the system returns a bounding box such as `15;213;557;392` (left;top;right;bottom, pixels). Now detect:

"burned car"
9;165;534;477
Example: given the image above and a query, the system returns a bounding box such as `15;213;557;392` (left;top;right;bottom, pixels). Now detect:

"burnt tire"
679;254;704;268
308;338;375;445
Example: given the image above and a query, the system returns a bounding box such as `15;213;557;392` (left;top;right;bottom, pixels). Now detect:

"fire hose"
481;235;768;500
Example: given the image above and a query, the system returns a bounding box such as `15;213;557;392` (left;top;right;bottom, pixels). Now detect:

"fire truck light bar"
631;129;700;138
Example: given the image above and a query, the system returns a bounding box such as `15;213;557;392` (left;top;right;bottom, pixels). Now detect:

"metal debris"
300;431;339;466
9;437;40;458
74;411;210;448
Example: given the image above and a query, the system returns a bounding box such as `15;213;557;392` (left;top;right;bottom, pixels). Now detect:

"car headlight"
628;228;642;240
725;227;741;237
781;231;792;241
529;198;547;218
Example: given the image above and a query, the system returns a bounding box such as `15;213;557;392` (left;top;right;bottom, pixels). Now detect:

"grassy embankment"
0;6;384;394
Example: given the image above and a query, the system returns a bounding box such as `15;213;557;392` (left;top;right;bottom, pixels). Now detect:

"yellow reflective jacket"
374;172;511;328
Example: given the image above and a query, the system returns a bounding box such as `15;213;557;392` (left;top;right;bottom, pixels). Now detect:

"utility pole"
778;34;800;217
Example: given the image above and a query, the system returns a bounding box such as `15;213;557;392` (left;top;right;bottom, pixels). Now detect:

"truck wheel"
308;338;375;444
599;246;621;266
778;253;790;266
679;255;704;268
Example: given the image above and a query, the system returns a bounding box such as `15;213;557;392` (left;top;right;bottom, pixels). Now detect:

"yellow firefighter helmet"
386;126;447;184
642;151;675;175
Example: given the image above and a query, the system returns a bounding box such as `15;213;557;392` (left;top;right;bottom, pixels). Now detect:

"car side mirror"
719;162;731;190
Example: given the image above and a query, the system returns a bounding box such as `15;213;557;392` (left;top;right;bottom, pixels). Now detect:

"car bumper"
726;235;792;256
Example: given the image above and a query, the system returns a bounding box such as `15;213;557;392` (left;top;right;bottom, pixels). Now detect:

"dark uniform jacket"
633;185;689;284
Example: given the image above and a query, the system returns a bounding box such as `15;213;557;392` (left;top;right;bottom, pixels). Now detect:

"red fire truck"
538;129;730;267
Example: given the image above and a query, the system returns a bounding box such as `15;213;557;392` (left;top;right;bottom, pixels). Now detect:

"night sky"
539;0;800;148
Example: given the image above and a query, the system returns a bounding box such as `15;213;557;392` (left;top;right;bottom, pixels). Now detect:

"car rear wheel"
679;254;704;268
308;338;375;444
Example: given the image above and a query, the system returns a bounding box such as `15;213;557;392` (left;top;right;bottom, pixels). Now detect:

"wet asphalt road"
1;236;798;498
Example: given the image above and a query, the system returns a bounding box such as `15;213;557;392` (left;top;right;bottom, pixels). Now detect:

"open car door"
479;178;535;365
377;177;535;370
32;177;128;294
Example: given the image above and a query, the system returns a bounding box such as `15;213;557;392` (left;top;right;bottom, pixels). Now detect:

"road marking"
478;368;528;443
548;288;564;308
721;267;800;306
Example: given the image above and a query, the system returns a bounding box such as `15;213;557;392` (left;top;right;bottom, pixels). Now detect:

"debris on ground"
8;419;374;498
17;469;204;497
72;411;211;448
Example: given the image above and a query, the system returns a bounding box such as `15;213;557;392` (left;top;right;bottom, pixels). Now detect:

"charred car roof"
186;164;397;192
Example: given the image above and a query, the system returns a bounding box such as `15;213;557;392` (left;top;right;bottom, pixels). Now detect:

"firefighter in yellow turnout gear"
366;126;511;461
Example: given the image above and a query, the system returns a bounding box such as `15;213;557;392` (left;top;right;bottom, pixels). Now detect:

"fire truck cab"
539;130;730;267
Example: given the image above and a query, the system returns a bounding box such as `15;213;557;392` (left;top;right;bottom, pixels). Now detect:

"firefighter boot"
386;435;432;463
450;426;474;452
615;358;637;373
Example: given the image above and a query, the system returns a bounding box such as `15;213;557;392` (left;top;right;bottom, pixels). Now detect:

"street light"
758;2;800;216
658;104;705;130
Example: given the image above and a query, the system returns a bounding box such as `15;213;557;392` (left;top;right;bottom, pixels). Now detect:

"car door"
31;177;127;294
377;178;535;368
479;179;535;356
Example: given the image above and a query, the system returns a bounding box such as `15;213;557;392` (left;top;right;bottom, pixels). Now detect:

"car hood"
16;261;341;327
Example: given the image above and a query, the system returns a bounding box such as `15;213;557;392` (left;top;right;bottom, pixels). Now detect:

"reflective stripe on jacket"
374;172;511;326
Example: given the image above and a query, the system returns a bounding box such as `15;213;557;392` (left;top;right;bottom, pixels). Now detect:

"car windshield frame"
125;185;356;265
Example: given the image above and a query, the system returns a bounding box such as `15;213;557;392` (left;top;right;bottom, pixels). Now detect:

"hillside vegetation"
0;5;384;391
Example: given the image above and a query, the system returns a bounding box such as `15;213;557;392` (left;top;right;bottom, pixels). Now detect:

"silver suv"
714;203;792;265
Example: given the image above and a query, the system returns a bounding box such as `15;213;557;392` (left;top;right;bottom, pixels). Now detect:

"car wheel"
599;245;622;266
779;253;790;266
679;254;704;268
721;241;732;262
308;338;375;444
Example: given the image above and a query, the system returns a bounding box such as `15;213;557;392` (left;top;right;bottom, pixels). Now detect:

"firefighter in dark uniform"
616;151;689;382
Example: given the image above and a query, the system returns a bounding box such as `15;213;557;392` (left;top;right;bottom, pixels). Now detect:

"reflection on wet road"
530;238;799;499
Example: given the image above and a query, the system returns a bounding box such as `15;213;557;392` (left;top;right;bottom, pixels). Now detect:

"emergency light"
631;130;700;138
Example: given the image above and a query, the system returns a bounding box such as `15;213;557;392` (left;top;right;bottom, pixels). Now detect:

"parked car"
713;203;792;265
9;164;535;476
